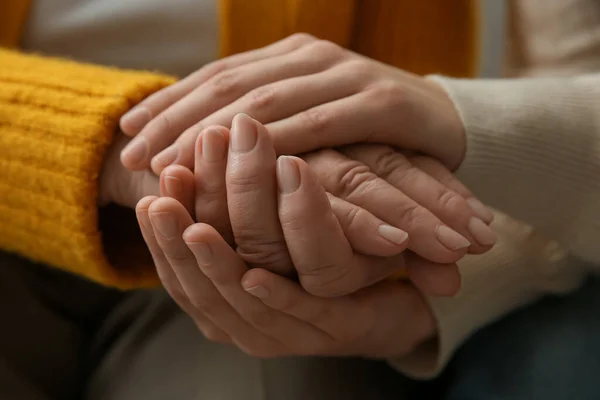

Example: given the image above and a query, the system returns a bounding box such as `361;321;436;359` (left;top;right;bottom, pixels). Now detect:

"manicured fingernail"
468;217;497;246
230;114;257;152
277;156;301;194
122;137;149;166
202;128;227;162
467;198;494;223
122;107;151;133
436;225;471;251
244;285;270;299
378;224;409;246
153;145;178;170
164;176;182;198
151;212;178;238
187;241;213;263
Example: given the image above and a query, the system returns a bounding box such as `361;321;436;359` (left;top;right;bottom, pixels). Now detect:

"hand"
178;114;494;267
135;200;436;360
120;33;465;174
99;132;159;209
155;114;461;297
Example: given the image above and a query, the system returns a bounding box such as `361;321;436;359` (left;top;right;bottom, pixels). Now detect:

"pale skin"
134;115;459;357
118;34;496;263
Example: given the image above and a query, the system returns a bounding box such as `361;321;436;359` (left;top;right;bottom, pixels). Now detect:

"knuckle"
335;162;377;200
209;70;240;98
152;112;174;135
341;205;362;233
227;168;268;194
246;85;276;110
288;32;317;47
339;59;374;81
306;39;344;59
368;81;404;107
300;264;355;297
163;244;192;263
435;189;465;215
236;240;290;269
397;203;427;232
144;86;175;112
371;148;411;180
203;59;228;78
300;107;330;135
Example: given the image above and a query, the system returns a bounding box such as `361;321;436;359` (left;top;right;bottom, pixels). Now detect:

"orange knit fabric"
0;0;478;288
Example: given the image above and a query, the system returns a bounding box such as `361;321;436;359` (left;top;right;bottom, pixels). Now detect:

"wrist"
423;77;467;171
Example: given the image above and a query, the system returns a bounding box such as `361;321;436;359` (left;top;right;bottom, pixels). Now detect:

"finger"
135;196;231;344
192;126;232;244
122;40;345;172
409;155;494;223
267;90;397;155
241;268;374;345
405;253;461;297
120;33;317;136
327;193;408;257
227;114;293;276
148;197;270;352
341;145;496;254
184;223;332;356
304;150;471;264
277;156;406;297
155;63;363;173
160;165;195;217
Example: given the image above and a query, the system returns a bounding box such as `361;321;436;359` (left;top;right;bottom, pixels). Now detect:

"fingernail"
436;225;471;251
467;198;494;223
230;114;257;152
187;241;213;263
378;224;409;246
202;128;227;162
468;217;497;246
277;156;301;194
151;212;178;238
153;145;178;170
164;176;182;198
122;107;151;133
244;285;270;299
122;137;149;166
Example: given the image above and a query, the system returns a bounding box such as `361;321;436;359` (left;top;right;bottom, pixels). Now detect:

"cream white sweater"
395;0;600;378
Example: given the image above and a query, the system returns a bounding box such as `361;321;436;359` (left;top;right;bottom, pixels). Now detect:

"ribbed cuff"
0;48;175;289
389;213;587;379
428;74;600;233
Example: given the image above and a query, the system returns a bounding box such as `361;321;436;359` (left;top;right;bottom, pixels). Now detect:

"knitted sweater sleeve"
390;74;600;378
0;48;175;289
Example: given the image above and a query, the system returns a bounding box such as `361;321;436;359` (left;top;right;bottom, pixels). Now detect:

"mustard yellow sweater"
0;0;479;288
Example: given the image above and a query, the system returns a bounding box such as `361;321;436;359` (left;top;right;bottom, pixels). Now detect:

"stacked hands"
100;34;497;359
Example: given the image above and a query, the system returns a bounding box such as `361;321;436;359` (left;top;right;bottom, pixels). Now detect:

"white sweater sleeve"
390;74;600;378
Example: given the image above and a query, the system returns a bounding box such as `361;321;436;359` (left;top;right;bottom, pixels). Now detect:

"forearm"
431;74;600;264
0;47;174;288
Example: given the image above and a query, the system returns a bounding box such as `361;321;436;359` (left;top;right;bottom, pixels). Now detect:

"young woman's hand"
120;34;466;175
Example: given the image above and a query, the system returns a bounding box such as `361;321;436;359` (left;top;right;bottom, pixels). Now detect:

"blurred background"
480;0;506;77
